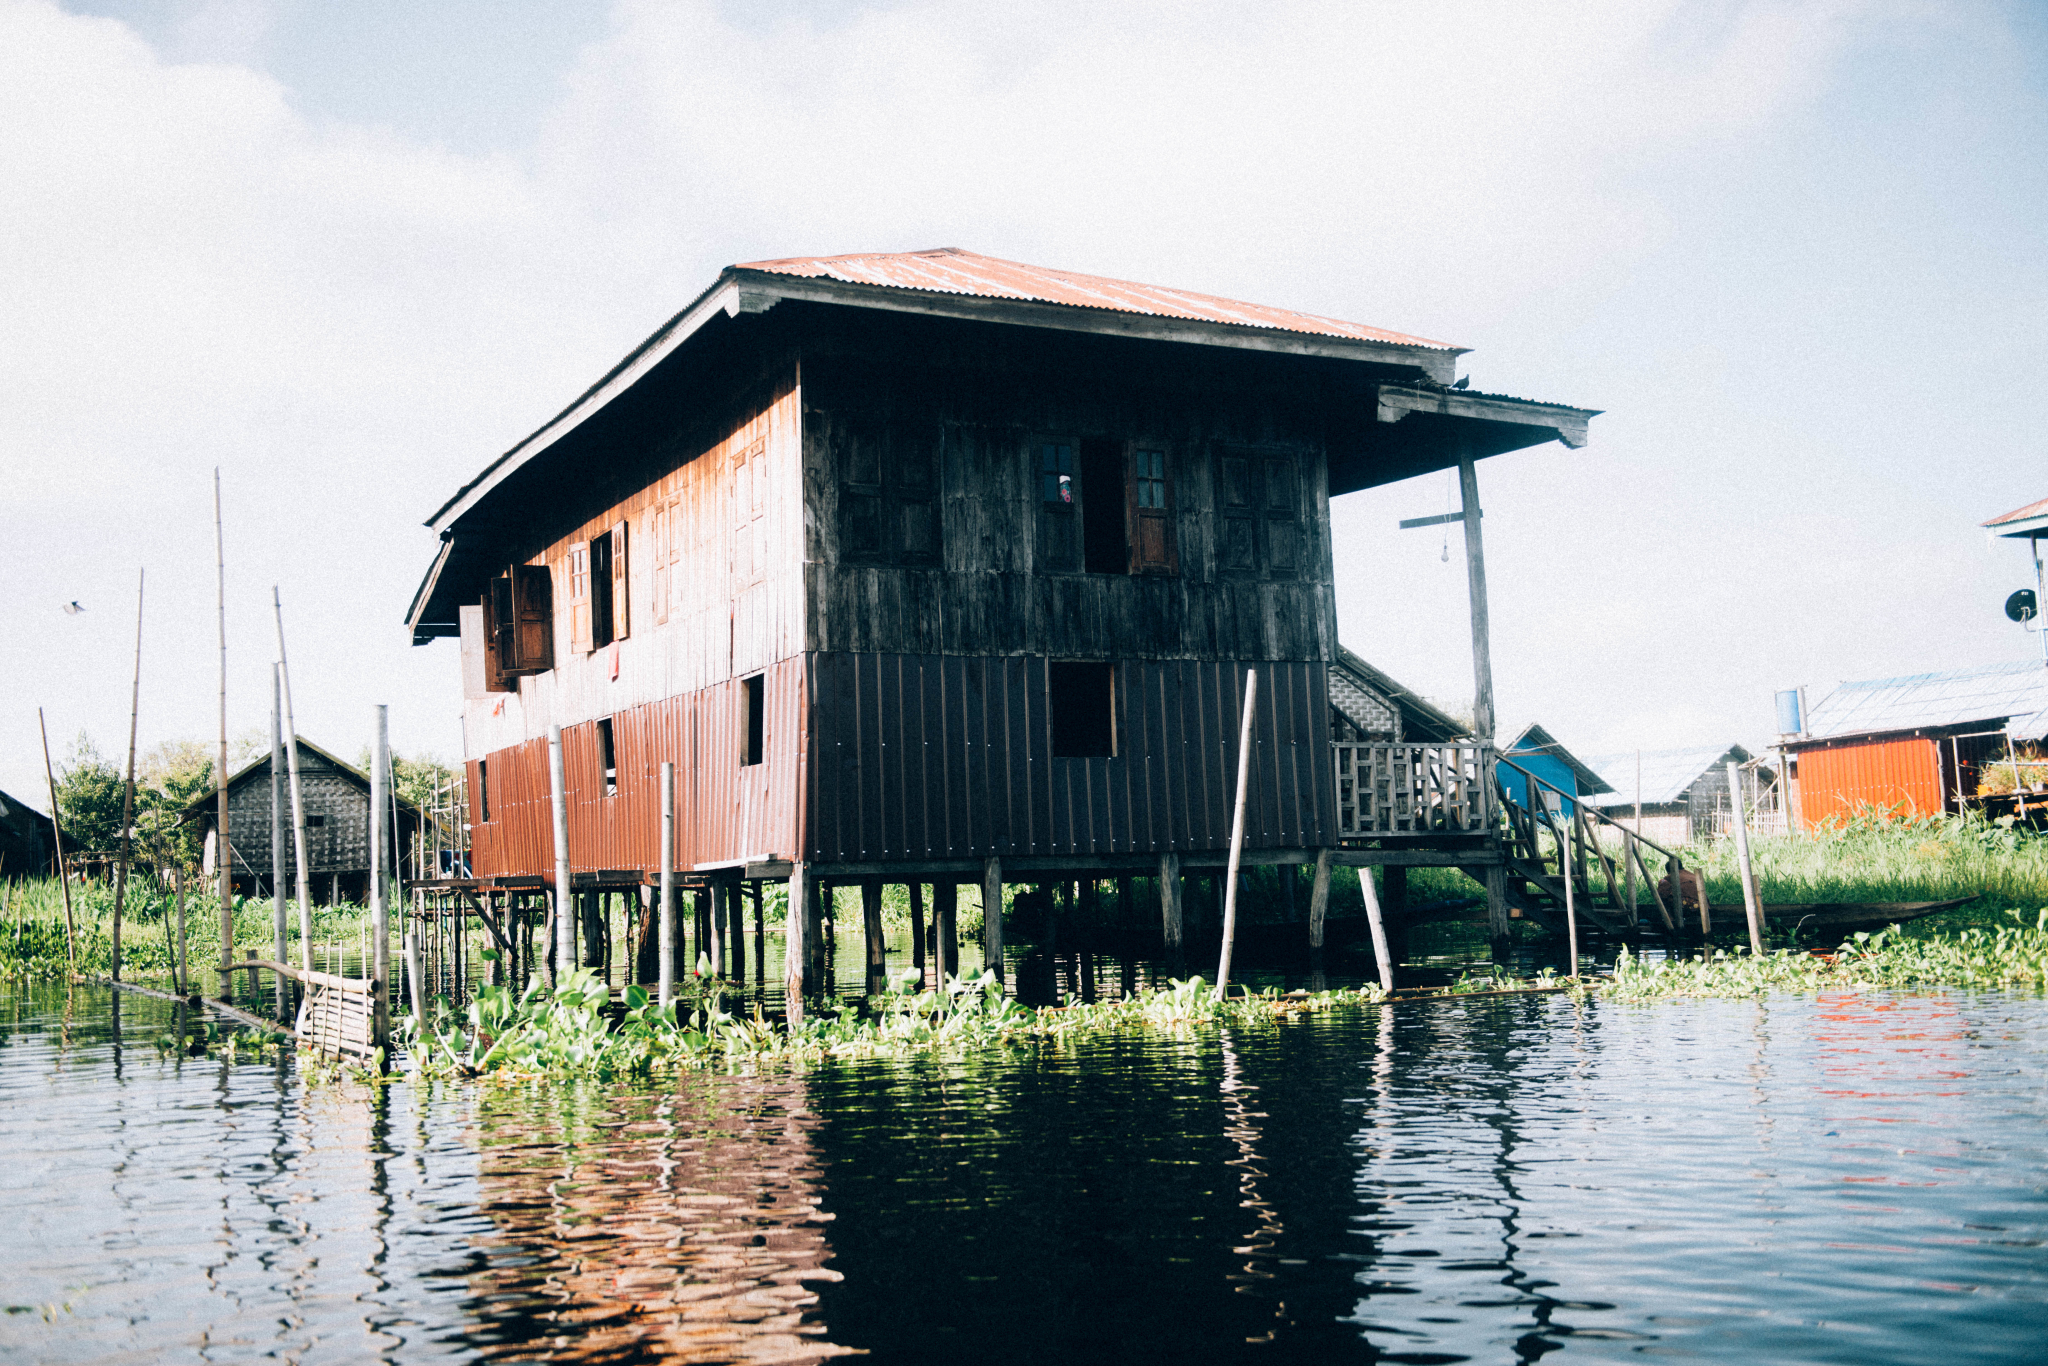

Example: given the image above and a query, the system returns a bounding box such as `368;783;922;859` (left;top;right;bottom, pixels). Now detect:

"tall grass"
0;876;383;983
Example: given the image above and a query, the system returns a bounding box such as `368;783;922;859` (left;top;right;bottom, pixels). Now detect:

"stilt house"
1582;744;1772;845
185;738;421;904
404;248;1596;989
1497;724;1613;818
0;789;57;878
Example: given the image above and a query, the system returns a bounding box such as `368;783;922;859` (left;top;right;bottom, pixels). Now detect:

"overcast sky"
5;0;2045;808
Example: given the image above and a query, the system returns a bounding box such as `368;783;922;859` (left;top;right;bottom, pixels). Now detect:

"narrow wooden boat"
1703;897;1975;936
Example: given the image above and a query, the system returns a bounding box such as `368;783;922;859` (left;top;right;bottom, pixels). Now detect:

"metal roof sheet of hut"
1502;724;1614;795
1791;662;2048;747
182;737;420;819
1581;744;1755;809
1984;496;2048;539
1330;645;1471;743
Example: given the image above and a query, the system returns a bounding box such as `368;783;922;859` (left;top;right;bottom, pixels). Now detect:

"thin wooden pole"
371;705;392;1059
1158;852;1183;957
548;725;573;979
935;880;958;980
1562;815;1580;978
215;469;232;986
270;589;314;970
1216;668;1258;994
1359;864;1395;992
1458;450;1495;742
36;708;76;968
1728;760;1765;955
271;665;287;1015
751;880;765;985
658;762;675;1009
861;879;883;993
111;568;143;984
910;881;927;981
174;863;188;995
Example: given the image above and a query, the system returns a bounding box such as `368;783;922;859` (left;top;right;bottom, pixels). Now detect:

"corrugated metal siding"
1797;738;1942;829
805;653;1334;861
469;655;805;877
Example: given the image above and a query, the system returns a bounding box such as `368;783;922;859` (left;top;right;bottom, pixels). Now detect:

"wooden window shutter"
610;520;629;641
1217;453;1258;574
649;505;668;626
569;542;592;654
1261;456;1301;578
1126;444;1176;575
479;592;513;692
512;564;554;672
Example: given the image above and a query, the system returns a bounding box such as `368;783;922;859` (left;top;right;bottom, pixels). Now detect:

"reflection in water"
463;1075;854;1364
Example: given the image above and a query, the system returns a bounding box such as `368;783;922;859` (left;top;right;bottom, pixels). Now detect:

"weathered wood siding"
221;751;381;878
804;654;1334;861
469;654;805;876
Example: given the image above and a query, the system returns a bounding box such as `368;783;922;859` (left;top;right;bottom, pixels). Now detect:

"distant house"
1497;724;1613;817
1781;662;2048;828
1582;744;1772;846
1329;645;1472;743
185;738;421;904
0;789;56;878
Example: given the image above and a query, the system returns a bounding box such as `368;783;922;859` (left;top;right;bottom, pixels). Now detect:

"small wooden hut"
1499;724;1613;817
0;789;57;878
185;738;420;904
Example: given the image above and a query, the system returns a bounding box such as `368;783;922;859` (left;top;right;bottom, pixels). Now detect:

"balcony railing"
1335;742;1495;838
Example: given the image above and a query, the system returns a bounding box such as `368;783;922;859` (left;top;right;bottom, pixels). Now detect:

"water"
2;982;2043;1363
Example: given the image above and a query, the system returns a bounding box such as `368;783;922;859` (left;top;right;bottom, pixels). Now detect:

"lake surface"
2;979;2043;1364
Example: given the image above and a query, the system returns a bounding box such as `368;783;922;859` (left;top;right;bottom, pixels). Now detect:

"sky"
4;0;2046;811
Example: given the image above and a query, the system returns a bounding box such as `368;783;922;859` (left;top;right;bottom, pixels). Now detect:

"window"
1049;661;1115;758
568;541;591;652
1216;450;1302;579
305;814;326;828
477;760;490;823
742;675;765;766
1126;446;1175;574
1039;442;1075;504
840;420;940;566
486;565;554;676
1080;439;1127;574
597;717;617;795
580;523;629;652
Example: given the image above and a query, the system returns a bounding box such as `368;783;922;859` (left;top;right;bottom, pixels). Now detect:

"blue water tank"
1775;688;1803;736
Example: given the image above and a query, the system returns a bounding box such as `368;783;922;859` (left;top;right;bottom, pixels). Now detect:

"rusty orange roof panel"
1985;495;2048;529
735;247;1460;351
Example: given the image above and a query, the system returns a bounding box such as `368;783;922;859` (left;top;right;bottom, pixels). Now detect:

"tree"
56;732;125;856
137;739;215;869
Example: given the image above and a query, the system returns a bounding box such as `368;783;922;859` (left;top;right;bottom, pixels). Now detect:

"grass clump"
403;959;1391;1081
1602;909;2048;1001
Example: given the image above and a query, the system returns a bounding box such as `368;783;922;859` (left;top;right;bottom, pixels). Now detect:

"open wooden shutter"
1126;444;1176;575
610;520;630;641
568;542;592;654
512;564;554;672
489;575;518;678
477;595;512;692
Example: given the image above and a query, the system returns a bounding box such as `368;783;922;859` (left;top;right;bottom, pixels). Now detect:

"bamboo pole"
215;469;232;985
38;708;77;968
270;665;287;1016
173;863;188;995
658;762;675;1009
1562;811;1579;978
271;589;313;970
111;569;143;984
549;725;572;979
1359;864;1395;992
372;707;391;1021
1728;760;1765;955
1215;668;1258;995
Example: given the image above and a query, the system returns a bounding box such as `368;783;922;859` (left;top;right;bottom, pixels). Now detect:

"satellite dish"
2008;588;2039;623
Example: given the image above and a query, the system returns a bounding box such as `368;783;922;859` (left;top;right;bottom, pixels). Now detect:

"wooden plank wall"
468;654;805;876
804;654;1333;862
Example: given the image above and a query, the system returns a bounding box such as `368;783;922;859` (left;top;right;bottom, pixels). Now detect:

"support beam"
1306;848;1332;950
935;881;958;980
1158;853;1183;955
783;862;808;1022
981;858;1004;983
1459;450;1495;743
861;878;885;992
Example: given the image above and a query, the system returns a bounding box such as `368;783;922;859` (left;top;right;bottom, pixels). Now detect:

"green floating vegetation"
402;960;1391;1081
1603;909;2048;1001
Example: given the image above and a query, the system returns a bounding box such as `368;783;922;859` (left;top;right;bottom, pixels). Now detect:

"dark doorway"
1050;661;1115;757
1080;438;1128;574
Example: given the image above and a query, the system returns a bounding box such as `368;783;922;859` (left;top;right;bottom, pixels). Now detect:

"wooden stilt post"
784;861;809;1022
1458;449;1496;743
548;725;573;980
36;708;76;969
1307;848;1332;951
1216;668;1259;996
1728;760;1765;956
111;568;143;985
751;881;765;984
1359;863;1395;992
1562;819;1579;979
861;878;884;993
909;882;927;983
174;864;188;996
935;881;958;980
806;875;826;987
370;706;392;1059
981;857;1004;983
1158;852;1183;958
658;762;675;1009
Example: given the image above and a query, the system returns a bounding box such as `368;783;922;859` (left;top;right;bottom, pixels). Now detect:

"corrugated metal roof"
1503;723;1615;795
736;247;1459;351
1985;496;2048;529
1797;661;2048;744
1581;744;1752;808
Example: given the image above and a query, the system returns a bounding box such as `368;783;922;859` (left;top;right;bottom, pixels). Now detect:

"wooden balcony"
1334;742;1496;839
